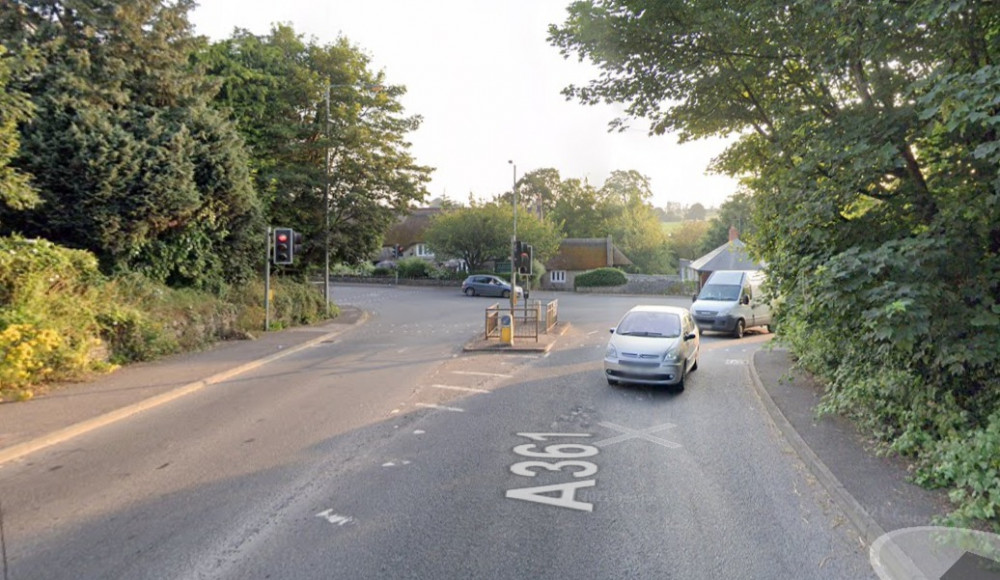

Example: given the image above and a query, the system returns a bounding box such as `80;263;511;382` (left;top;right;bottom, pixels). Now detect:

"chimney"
728;226;740;242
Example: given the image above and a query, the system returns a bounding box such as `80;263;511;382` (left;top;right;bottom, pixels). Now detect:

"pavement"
0;308;952;554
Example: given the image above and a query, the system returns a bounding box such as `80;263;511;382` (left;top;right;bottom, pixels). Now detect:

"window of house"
550;271;566;284
416;244;434;257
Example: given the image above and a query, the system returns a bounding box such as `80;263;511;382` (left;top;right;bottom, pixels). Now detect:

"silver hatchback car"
604;305;700;389
461;275;526;299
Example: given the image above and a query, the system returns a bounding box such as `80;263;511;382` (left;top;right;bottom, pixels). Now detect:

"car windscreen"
697;283;741;301
616;311;681;337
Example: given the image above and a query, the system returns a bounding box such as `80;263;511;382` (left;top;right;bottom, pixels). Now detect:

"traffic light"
518;244;533;275
273;228;294;264
396;244;405;258
293;231;303;259
513;240;522;263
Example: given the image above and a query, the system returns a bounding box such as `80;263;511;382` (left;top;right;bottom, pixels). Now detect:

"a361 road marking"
505;433;598;512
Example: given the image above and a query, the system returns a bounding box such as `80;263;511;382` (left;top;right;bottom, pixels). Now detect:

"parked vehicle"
690;270;771;338
604;305;700;390
461;275;526;299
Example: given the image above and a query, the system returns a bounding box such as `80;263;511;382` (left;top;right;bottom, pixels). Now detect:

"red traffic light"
273;227;295;264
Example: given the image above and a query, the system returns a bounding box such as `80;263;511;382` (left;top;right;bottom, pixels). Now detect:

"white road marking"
595;422;681;449
413;430;426;435
416;403;465;412
430;384;489;393
726;359;748;365
451;371;512;378
315;509;354;526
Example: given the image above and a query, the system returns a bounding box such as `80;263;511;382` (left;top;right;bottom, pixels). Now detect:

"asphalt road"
0;286;874;579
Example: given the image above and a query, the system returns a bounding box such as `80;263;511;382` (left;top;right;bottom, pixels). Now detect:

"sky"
188;0;741;210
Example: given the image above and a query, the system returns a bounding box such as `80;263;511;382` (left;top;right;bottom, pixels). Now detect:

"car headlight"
605;343;617;358
662;349;680;363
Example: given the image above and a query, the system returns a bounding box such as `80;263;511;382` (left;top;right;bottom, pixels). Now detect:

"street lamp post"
508;160;517;344
324;85;332;306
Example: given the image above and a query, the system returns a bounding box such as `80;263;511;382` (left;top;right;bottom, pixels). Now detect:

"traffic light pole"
264;226;272;332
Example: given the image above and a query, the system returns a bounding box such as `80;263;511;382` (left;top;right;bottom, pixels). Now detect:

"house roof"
384;207;441;247
545;238;633;271
689;238;763;272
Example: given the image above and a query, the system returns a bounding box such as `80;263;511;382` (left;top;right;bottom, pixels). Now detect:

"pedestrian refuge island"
484;299;558;342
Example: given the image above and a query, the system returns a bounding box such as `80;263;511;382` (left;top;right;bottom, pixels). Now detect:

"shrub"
0;235;338;401
330;262;375;277
0;237;111;399
397;257;436;278
574;267;628;289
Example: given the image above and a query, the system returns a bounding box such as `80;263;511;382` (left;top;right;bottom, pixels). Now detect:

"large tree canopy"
423;202;562;272
0;0;262;289
551;1;1000;527
201;25;432;267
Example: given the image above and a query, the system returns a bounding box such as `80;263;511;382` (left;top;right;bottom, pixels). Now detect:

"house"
379;207;440;262
541;236;633;290
687;227;764;287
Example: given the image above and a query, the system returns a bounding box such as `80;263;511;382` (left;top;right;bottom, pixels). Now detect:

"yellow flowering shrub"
0;324;63;397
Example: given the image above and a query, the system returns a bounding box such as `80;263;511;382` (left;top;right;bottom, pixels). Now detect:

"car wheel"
691;357;698;372
607;377;618;386
464;287;475;297
501;290;510;298
733;319;745;339
675;369;686;391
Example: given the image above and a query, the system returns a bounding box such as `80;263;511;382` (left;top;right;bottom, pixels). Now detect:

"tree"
659;202;684;222
551;1;1000;526
0;45;38;214
423;202;562;272
547;178;611;238
515;167;562;220
1;0;262;290
683;203;706;221
697;192;754;255
669;221;711;261
599;169;653;205
201;25;432;267
598;171;673;273
541;170;673;273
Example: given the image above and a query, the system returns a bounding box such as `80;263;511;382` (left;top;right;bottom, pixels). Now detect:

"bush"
397;257;437;278
0;237;111;400
330;262;375;277
0;235;338;401
221;275;336;332
575;267;628;289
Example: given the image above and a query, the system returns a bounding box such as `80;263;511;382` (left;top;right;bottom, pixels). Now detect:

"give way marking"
594;422;681;449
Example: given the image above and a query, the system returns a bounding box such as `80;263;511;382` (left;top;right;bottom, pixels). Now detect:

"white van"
690;270;771;338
